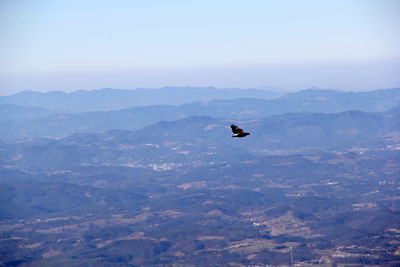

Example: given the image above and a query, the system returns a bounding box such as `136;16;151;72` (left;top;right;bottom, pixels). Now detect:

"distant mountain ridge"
1;87;399;113
0;87;279;112
1;87;400;140
132;109;398;152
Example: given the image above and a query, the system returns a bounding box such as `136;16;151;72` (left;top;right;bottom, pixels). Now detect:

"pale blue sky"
0;0;399;95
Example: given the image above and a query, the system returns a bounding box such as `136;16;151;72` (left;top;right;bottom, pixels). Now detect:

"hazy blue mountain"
2;87;399;140
132;110;398;152
0;105;184;140
2;87;400;114
0;87;278;112
2;91;400;140
0;104;60;122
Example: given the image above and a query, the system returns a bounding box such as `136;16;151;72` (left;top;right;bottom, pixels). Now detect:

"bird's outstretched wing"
231;124;243;134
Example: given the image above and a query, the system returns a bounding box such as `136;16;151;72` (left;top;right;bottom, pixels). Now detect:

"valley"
1;141;399;266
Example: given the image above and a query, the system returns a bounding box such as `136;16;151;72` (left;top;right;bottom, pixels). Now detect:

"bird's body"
231;124;250;138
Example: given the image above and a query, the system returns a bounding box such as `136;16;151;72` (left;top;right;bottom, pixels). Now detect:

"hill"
2;108;399;170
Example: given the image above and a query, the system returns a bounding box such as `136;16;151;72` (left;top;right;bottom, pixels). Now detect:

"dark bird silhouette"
231;124;250;138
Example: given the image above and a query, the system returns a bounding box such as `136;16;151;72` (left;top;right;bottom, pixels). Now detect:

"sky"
0;0;399;95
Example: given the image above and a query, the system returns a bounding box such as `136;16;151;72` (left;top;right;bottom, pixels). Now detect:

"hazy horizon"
1;0;399;95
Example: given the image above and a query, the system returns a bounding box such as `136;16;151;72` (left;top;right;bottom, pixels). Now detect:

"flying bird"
231;124;250;138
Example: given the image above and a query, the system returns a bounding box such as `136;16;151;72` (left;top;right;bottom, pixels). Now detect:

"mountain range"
0;87;279;112
3;107;399;171
1;87;399;114
1;87;399;140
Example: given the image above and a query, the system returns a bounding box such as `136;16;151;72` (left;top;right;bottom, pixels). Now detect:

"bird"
230;124;250;138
